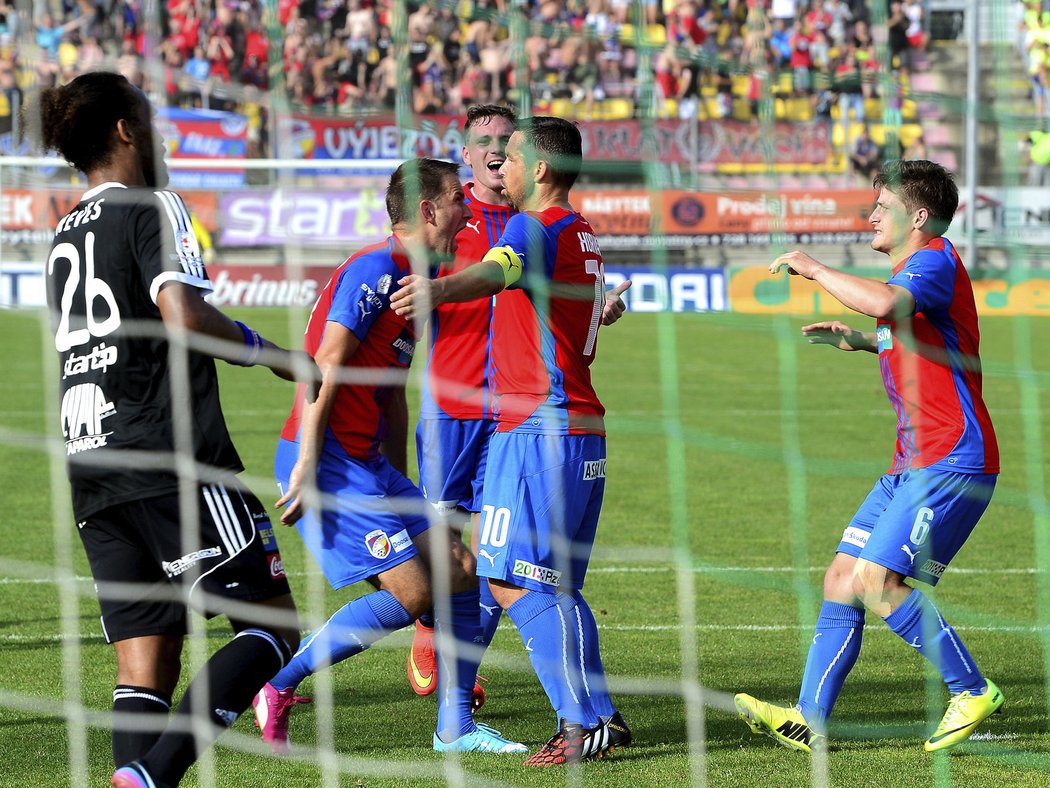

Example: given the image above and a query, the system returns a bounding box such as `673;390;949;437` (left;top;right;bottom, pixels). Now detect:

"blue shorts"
477;432;606;592
415;417;495;514
837;470;996;586
275;438;430;590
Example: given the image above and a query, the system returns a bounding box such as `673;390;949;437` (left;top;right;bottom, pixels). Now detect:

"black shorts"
77;482;292;643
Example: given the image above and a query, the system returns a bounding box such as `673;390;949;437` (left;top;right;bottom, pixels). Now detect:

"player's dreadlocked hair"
31;71;146;175
874;159;959;236
386;158;462;226
516;116;583;189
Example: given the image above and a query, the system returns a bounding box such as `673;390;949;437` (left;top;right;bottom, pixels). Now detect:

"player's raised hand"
769;250;824;279
391;274;434;320
801;320;869;351
601;279;632;325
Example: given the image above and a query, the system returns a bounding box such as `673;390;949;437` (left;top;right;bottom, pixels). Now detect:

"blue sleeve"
887;247;955;314
496;213;554;288
327;254;397;340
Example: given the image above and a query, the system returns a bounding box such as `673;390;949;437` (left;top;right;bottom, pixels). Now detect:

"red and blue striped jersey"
489;206;606;435
281;235;416;460
878;237;999;475
419;183;514;420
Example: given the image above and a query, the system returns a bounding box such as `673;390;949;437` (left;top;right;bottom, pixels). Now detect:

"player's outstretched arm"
801;321;878;352
157;281;319;393
602;279;632;326
276;323;361;525
391;258;511;320
769;250;915;320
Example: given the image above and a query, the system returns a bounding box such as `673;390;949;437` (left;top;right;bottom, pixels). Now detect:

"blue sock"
507;590;598;728
883;588;984;695
435;588;482;741
572;591;616;719
478;579;503;649
270;590;413;691
797;601;866;728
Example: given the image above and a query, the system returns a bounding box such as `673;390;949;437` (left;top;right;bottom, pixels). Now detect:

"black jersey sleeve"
129;190;213;305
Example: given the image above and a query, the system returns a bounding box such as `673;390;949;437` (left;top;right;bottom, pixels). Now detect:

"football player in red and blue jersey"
408;105;517;701
392;117;631;765
735;160;1003;754
252;158;527;756
408;106;631;714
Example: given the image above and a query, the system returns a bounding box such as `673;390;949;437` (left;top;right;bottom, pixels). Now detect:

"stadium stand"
0;0;936;174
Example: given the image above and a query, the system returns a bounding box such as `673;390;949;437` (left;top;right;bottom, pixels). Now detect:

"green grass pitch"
1;306;1049;787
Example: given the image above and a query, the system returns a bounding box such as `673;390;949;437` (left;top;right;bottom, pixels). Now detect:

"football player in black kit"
33;71;316;787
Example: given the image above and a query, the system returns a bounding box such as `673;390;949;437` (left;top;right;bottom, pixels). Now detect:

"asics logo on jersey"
900;544;918;564
466;220;481;234
479;549;500;567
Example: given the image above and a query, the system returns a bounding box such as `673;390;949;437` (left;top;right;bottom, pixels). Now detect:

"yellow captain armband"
483;245;523;288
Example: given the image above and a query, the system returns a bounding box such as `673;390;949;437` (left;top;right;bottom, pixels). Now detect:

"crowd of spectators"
0;0;933;163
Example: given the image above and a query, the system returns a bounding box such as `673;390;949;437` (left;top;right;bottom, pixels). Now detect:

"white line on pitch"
0;564;1041;586
4;623;1049;644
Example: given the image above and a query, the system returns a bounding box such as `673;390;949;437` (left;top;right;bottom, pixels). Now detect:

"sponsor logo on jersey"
582;459;606;480
466;219;481;235
62;342;118;379
162;546;223;577
377;273;393;294
366;529;391;559
269;553;286;579
512;559;562;587
259;526;276;549
841;526;868;548
61;383;115;455
877;325;893;351
392;327;416;364
390;528;412;554
900;544;919;564
359;283;383;316
920;558;947;578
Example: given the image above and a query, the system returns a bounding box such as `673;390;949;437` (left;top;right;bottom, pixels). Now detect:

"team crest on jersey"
377;273;393;294
366;529;392;559
175;229;200;261
877;325;893;352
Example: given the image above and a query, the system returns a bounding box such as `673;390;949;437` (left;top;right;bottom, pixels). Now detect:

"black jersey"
46;182;242;520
